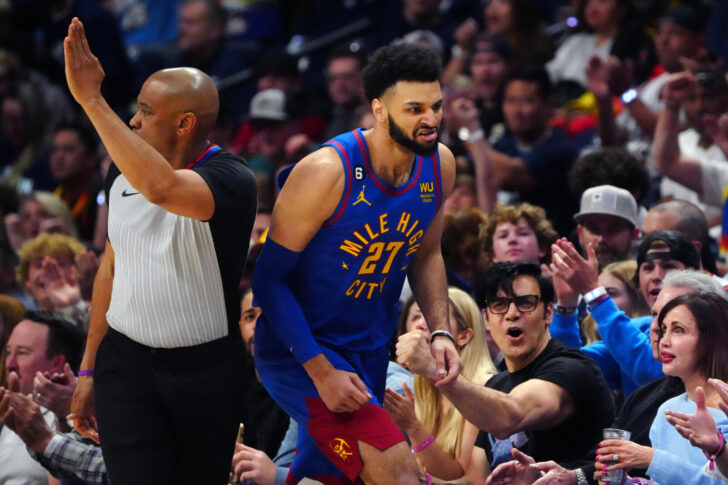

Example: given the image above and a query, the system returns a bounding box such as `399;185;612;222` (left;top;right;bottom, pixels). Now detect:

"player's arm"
64;18;215;220
69;239;114;443
439;376;575;440
251;148;371;413
408;145;461;385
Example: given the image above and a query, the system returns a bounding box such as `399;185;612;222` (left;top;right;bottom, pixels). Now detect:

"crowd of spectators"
3;0;728;484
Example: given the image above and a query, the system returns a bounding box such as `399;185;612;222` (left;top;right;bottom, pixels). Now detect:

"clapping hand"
666;386;723;454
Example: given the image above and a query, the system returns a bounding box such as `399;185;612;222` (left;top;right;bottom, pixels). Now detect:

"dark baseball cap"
637;230;700;270
659;5;706;33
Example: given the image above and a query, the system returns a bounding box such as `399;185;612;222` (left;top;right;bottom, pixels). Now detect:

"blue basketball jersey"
259;129;443;354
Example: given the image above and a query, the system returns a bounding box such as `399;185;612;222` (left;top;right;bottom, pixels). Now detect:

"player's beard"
388;115;439;156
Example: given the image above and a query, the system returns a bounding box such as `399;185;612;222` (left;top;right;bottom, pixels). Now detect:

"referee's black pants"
95;327;246;485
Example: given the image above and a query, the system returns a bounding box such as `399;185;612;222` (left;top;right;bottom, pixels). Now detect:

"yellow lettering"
364;224;379;240
354;280;367;298
366;282;378;299
419;182;433;192
353;231;368;245
379;277;387;293
339;240;362;257
346;280;360;296
406;219;419;237
409;230;424;246
397;212;411;233
379;213;389;234
406;244;421;256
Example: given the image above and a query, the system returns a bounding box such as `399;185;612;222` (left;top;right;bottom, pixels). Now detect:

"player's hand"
64;17;105;107
68;374;99;443
231;442;277;485
314;368;371;413
432;336;462;387
396;330;436;377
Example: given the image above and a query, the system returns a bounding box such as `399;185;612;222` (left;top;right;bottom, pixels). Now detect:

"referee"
65;18;257;484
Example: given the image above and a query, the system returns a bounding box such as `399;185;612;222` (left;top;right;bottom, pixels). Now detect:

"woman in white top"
547;0;629;90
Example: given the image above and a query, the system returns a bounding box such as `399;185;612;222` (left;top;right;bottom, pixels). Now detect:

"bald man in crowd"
64;18;257;484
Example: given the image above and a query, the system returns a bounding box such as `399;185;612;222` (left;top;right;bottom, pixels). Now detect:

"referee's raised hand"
63;17;105;108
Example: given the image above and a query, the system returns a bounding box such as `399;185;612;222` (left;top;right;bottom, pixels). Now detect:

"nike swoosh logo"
121;189;140;197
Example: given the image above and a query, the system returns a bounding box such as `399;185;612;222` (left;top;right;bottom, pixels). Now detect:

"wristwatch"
584;286;607;306
574;468;589;485
457;126;484;143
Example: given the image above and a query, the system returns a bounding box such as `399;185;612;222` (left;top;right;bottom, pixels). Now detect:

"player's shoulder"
287;146;346;187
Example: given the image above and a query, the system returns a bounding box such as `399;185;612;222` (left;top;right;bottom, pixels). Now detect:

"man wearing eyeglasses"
398;262;614;477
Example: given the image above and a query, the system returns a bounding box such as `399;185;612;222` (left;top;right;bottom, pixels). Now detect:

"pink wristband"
78;370;94;376
411;435;435;453
705;431;725;470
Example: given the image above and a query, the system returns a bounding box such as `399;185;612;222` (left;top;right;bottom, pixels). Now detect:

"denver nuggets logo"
330;438;353;461
353;185;372;206
419;181;434;203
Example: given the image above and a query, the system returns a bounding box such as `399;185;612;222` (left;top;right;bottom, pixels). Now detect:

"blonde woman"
384;287;496;481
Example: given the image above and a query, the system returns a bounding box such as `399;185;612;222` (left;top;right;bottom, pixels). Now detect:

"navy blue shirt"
494;128;579;234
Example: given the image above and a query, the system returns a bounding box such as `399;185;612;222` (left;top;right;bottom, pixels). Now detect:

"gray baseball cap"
249;89;288;122
573;185;639;227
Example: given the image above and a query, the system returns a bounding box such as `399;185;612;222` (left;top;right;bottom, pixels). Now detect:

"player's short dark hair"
569;148;650;204
54;122;98;157
22;311;85;373
504;62;552;100
475;262;554;308
362;43;442;102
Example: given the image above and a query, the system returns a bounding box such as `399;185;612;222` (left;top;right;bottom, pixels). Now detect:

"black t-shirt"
476;339;615;468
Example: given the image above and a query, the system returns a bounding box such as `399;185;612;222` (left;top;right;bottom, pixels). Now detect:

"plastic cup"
602;428;631;484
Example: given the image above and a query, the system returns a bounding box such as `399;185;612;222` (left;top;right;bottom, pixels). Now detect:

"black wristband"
430;330;455;345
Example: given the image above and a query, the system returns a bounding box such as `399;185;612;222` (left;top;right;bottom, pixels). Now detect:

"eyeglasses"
486;295;541;314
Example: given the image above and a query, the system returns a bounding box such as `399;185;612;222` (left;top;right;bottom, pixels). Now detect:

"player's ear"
372;98;387;124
